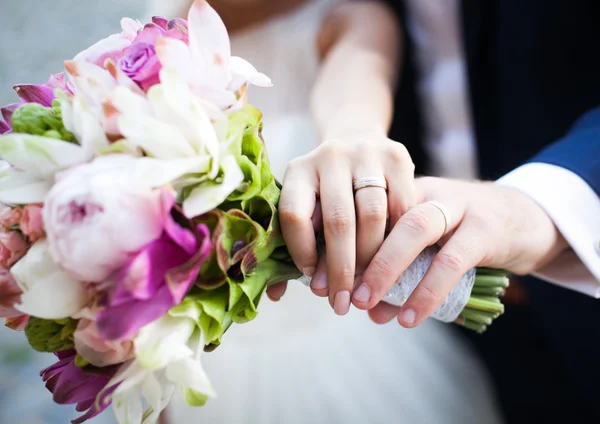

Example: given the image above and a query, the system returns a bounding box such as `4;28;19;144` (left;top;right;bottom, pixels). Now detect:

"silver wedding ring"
425;200;452;236
353;176;387;192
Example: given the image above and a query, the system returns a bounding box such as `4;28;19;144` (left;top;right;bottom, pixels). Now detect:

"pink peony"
42;155;178;283
74;314;134;367
20;204;44;242
0;205;22;230
0;230;28;268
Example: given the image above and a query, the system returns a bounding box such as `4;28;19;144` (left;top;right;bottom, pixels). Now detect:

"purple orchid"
96;211;212;341
41;349;121;424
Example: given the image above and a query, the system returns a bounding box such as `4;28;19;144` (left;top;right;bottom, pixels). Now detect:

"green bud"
74;354;90;368
11;103;75;143
25;317;78;353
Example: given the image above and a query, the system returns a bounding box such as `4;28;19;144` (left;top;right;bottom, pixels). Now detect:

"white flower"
11;239;91;319
110;69;244;218
155;0;272;111
0;133;87;204
105;300;215;424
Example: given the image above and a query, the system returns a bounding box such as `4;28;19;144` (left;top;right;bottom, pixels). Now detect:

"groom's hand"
356;177;568;327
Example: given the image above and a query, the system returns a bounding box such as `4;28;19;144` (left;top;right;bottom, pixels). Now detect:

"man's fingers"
279;160;318;277
355;202;461;310
398;226;484;328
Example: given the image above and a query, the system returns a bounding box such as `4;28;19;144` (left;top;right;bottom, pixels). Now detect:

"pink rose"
0;230;28;268
20;204;44;242
74;316;134;367
0;268;23;318
0;206;22;230
0;268;28;331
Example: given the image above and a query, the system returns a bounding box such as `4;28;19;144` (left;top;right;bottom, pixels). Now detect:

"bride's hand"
273;134;416;315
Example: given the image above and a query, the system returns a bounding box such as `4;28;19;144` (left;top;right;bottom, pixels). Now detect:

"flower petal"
187;0;231;71
13;84;55;107
0;168;52;205
12;240;91;319
1;103;21;125
182;155;244;218
229;56;273;88
134;315;195;371
130;156;211;189
0;133;86;179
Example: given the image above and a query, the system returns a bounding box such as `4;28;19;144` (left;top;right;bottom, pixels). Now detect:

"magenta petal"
1;103;21;124
0;120;9;135
13;84;55;106
96;285;175;341
152;17;169;30
40;350;119;424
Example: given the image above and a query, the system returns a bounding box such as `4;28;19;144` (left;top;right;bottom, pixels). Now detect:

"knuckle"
415;283;444;305
278;207;307;226
387;143;410;163
369;255;395;281
358;200;387;223
325;207;355;235
331;264;355;282
434;251;464;273
400;209;431;234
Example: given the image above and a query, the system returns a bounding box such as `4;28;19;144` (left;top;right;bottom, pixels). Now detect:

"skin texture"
275;1;410;316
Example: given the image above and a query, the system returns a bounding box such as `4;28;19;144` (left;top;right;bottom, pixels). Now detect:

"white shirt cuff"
496;163;600;298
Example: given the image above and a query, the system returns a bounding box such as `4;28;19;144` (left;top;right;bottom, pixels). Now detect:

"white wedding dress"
165;1;505;423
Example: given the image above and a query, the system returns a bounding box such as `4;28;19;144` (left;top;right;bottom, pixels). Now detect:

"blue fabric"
530;106;600;196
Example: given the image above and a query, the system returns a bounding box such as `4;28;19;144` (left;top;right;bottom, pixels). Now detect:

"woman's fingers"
279;159;319;277
354;175;388;275
385;143;416;228
319;158;356;315
266;281;288;302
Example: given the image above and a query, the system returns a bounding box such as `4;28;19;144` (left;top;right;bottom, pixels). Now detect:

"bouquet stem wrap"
295;233;508;332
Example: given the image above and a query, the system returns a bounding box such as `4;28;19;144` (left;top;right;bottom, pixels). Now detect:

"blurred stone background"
0;2;150;422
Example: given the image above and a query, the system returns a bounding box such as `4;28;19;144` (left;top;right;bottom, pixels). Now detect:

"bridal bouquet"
0;1;508;423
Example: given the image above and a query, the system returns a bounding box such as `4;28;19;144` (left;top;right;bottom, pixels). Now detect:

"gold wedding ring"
353;177;387;192
425;200;452;236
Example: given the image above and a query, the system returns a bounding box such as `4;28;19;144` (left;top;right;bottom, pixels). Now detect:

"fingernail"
311;272;328;290
352;283;371;303
400;308;416;325
333;291;351;316
302;267;316;278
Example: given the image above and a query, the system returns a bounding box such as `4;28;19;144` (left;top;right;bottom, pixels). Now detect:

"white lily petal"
183;155;244;218
111;361;149;398
118;114;197;159
71;95;111;159
131;156;211;189
0;168;52;204
230;56;273;88
12;240;90;319
199;99;229;142
155;38;196;83
167;356;216;399
112;392;144;424
187;0;231;71
0;133;86;179
135;315;195;371
111;86;153;117
147;72;221;163
140;373;168;424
